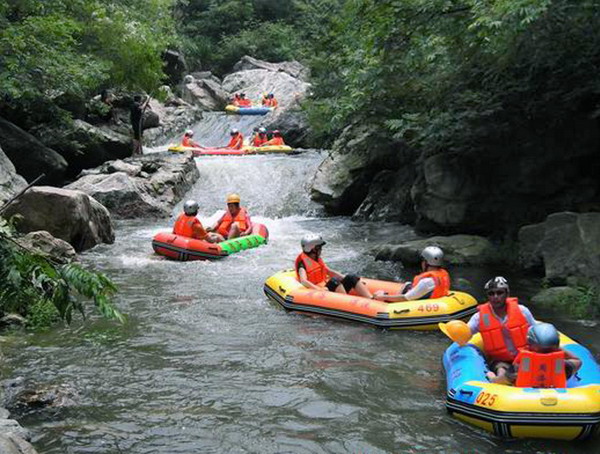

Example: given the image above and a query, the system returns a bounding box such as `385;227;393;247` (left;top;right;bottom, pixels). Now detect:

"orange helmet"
226;193;241;204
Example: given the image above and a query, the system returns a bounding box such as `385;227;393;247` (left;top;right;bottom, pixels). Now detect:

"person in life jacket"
252;127;268;147
181;130;202;148
261;92;269;106
207;193;253;239
295;233;373;297
261;130;285;146
373;246;451;302
509;323;582;388
463;276;537;384
238;93;252;107
226;129;244;150
173;200;220;243
232;93;241;107
266;93;278;108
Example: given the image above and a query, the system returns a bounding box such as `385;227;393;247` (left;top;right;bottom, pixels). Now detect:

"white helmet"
421;246;443;266
301;234;326;253
185;129;194;137
259;127;267;133
231;128;239;135
484;276;509;293
183;200;198;216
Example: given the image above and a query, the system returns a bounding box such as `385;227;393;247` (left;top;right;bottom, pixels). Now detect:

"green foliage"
0;219;124;328
0;0;176;114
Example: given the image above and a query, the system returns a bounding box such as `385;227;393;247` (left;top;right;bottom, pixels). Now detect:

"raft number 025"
476;392;498;406
417;303;439;312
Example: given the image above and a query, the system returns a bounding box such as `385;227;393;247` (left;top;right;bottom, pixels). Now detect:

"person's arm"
564;349;582;374
466;312;480;336
191;221;207;240
372;278;433;302
207;213;225;232
298;266;323;290
520;305;537;326
241;213;253;236
326;268;344;280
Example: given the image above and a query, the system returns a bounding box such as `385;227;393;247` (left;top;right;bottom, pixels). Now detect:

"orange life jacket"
270;98;278;108
514;349;567;388
261;96;269;106
182;136;194;147
263;136;285;146
252;134;267;147
478;298;530;362
295;252;329;285
173;214;203;239
227;133;244;150
412;269;450;299
216;207;249;237
238;98;252;107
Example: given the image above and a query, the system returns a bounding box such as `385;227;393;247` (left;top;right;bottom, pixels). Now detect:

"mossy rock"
531;286;599;319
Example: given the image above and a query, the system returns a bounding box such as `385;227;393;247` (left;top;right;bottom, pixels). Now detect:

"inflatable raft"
168;145;248;156
264;270;477;329
225;105;274;115
443;332;600;440
242;145;294;154
152;224;269;261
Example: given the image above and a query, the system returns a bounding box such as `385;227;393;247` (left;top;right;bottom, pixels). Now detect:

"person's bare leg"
334;284;347;294
228;223;241;239
354;280;373;298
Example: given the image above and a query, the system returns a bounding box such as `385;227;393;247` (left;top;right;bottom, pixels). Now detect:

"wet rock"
17;231;77;264
181;76;230;111
310;123;411;215
67;152;199;218
0;420;31;443
141;99;203;147
232;56;310;81
0;433;38;454
3;186;114;252
0;117;67;185
518;212;600;284
531;286;597;318
353;169;416;223
3;379;79;413
373;235;495;266
30;120;132;179
0;314;27;327
0;145;27;206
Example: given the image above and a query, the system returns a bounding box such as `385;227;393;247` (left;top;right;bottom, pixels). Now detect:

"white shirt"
404;277;436;300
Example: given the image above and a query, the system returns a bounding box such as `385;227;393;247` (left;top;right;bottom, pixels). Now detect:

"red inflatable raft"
152;223;269;261
168;145;248;156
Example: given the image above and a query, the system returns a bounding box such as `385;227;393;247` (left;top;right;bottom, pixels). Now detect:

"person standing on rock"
295;234;373;298
130;94;150;155
226;129;244;150
373;246;451;301
173;200;222;243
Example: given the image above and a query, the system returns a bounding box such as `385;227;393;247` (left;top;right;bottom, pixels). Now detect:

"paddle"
438;320;472;346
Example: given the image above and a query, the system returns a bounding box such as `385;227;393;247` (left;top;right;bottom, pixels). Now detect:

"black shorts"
326;274;360;292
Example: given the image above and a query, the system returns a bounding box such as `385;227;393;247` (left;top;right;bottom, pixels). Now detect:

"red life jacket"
227;133;244;150
270;98;278;108
182;136;194;147
412;269;450;299
238;98;251;107
216;207;249;237
478;298;530;362
173;214;202;239
295;252;329;285
252;134;267;147
514;349;567;388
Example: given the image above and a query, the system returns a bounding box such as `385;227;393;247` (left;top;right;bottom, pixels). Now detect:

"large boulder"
31;120;132;179
232;56;310;81
138;99;203;147
373;235;496;266
0;117;67;185
181;76;230;111
3;186;114;252
17;231;76;264
0;145;27;206
67;152;200;218
518;212;600;284
530;286;597;319
0;433;38;454
310;123;412;215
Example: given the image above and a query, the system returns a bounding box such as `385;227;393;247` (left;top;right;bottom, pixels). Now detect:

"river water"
2;151;599;453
